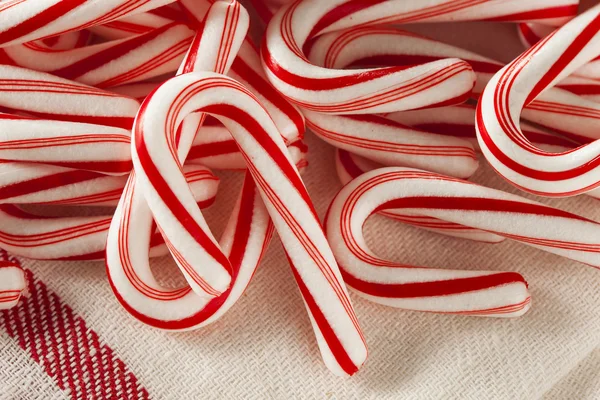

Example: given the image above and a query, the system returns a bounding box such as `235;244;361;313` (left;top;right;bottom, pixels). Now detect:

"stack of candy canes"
0;0;599;376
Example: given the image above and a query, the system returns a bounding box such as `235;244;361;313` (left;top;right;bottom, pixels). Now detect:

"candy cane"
305;110;479;179
0;65;140;129
1;22;193;88
388;104;600;200
90;4;185;40
107;171;274;329
388;104;585;153
556;75;600;104
477;4;600;197
178;0;305;143
130;71;366;375
518;22;600;82
0;261;26;310
0;164;219;260
106;1;306;354
0;113;132;175
307;25;600;148
327;166;600;315
307;26;503;98
187;121;307;170
517;22;554;48
107;0;251;303
334;149;505;243
262;0;577;114
0;0;177;48
0;162;129;206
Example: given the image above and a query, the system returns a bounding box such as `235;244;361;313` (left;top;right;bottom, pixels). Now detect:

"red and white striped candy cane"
389;104;586;153
334;149;505;243
556;75;600;104
107;0;250;307
187;118;307;170
0;162;128;206
0;261;26;310
0;164;219;260
178;0;306;143
106;171;274;330
327;166;600;315
90;4;185;39
518;22;600;82
307;27;503;98
0;113;132;175
305;110;479;179
0;0;176;47
262;0;577;114
131;71;367;375
1;23;193;88
388;105;600;199
107;2;317;356
477;4;600;197
517;22;555;48
0;65;140;129
307;25;600;149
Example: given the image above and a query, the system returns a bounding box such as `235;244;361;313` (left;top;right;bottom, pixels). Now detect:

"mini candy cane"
90;5;185;40
0;0;176;47
477;4;600;197
131;71;366;375
307;27;503;97
0;65;140;129
556;75;600;104
389;105;600;199
518;22;600;82
389;104;585;153
0;164;219;260
304;110;479;179
188;121;307;170
110;4;360;376
262;0;577;114
106;171;274;330
0;261;26;310
517;23;555;48
1;23;193;88
178;0;306;143
0;162;128;206
307;25;600;147
109;0;251;302
334;149;505;243
0;113;132;175
327;166;600;315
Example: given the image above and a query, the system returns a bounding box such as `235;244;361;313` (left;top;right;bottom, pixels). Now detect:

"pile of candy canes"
0;0;599;376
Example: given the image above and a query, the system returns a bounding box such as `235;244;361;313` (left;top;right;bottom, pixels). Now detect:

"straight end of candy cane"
0;261;27;310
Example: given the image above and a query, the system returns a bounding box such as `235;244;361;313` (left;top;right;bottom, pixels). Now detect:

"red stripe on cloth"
0;250;150;399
